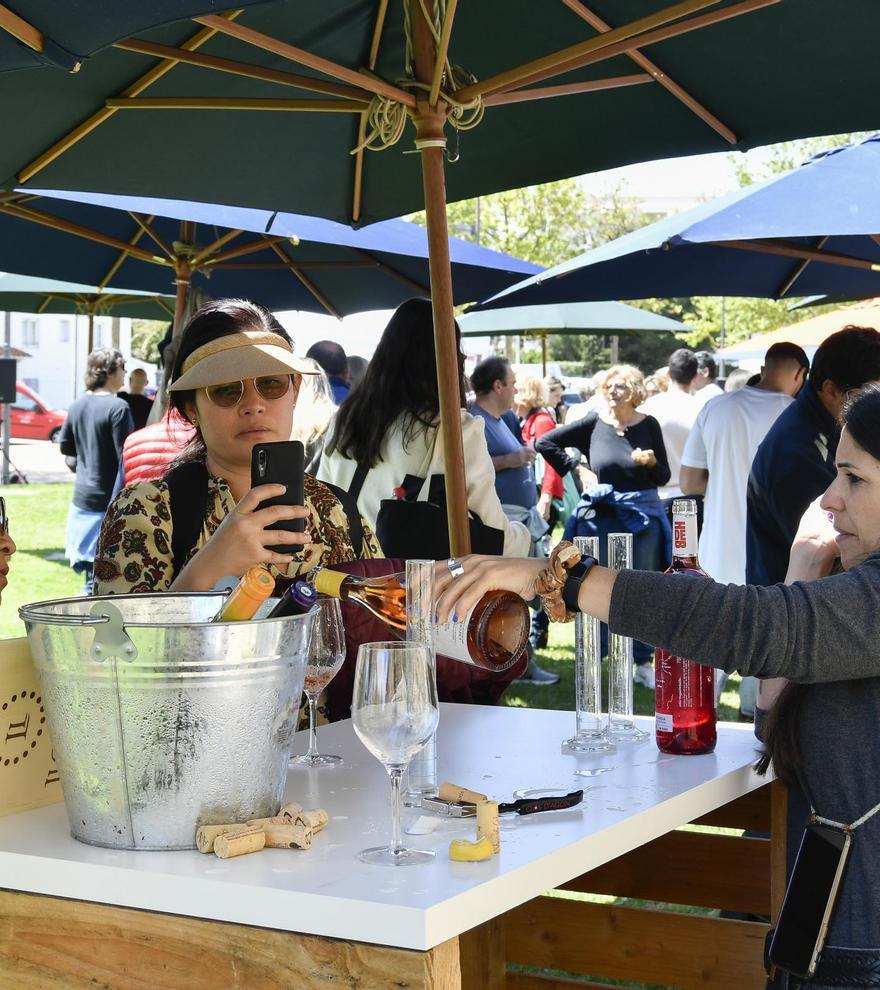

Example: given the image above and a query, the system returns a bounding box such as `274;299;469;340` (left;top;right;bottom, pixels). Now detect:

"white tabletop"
0;704;765;951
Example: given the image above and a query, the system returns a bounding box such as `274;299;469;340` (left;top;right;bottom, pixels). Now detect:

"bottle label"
655;712;673;734
432;606;476;666
672;514;698;558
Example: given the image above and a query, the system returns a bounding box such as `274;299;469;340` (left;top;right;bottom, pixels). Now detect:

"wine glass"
351;641;439;865
290;597;346;768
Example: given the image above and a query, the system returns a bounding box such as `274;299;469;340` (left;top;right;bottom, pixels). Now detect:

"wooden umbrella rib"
106;97;365;112
715;239;880;272
17;14;242;183
202;235;288;266
352;0;391;223
455;0;723;101
0;4;42;51
189;228;245;267
480;0;780;99
193;14;416;108
127;212;176;260
98;222;151;289
559;0;737;144
0;202;167;264
268;242;340;318
484;73;652;107
774;236;828;298
350;248;429;293
429;0;459;107
114;37;370;102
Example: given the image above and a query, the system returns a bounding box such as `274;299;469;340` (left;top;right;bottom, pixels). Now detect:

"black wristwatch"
562;554;598;613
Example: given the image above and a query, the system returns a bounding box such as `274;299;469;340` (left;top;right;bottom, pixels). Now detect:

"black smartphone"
768;822;852;979
250;441;305;555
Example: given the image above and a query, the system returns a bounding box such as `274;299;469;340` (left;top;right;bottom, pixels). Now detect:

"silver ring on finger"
447;557;465;580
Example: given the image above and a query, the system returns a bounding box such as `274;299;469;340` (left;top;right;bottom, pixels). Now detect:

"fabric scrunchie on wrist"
536;540;583;623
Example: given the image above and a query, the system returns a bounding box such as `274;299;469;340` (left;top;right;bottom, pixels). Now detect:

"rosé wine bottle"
654;499;717;755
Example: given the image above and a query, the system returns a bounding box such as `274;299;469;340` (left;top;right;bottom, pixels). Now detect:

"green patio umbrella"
0;271;173;349
458;300;690;373
4;0;877;553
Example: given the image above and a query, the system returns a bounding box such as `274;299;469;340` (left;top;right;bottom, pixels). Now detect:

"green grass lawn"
0;483;81;639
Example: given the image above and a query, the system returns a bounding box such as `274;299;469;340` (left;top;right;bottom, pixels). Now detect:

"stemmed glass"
290;597;346;768
351;641;439;865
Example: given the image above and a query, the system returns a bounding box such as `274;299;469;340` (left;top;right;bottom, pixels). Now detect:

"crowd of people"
4;295;880;988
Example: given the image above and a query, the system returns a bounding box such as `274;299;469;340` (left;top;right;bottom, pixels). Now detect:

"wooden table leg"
0;889;462;990
770;778;788;924
460;916;506;990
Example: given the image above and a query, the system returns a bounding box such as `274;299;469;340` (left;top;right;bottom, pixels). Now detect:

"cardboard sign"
0;637;62;817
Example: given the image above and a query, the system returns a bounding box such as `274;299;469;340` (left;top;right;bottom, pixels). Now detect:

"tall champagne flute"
290;597;346;768
352;641;439;865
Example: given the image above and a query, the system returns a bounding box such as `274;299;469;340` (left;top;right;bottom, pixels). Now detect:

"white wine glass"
352;641;439;866
291;597;346;768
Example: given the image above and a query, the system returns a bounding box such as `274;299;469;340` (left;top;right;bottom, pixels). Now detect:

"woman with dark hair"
438;383;880;989
317;297;529;556
59;348;133;592
94;299;379;594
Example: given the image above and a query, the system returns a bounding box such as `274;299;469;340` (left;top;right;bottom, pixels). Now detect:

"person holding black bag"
318;298;529;560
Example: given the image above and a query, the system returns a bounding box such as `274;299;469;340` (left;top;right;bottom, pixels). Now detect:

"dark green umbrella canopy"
2;0;880;226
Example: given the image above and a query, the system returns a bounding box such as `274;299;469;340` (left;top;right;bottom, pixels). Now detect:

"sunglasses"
0;496;7;535
204;375;294;408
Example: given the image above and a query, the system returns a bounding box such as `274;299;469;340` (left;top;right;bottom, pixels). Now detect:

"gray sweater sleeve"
608;552;880;683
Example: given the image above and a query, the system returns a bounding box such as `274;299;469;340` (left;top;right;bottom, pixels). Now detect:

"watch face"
2;687;48;768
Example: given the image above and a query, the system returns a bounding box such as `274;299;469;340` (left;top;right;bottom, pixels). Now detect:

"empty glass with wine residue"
352;641;439;865
607;533;647;742
290;597;346;768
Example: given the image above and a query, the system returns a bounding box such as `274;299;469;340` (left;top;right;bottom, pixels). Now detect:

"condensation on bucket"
20;592;313;850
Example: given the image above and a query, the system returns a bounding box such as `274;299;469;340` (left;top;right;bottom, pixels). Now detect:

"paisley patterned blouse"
93;470;381;594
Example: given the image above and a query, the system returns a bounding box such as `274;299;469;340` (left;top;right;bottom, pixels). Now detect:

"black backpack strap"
323;480;365;560
165;460;210;579
348;461;369;502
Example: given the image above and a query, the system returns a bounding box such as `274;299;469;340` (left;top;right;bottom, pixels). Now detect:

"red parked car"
3;382;67;442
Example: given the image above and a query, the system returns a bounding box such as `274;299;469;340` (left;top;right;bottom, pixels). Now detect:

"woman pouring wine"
436;383;880;990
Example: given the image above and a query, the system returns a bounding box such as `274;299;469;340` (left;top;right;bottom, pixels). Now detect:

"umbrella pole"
410;1;470;557
87;304;95;354
413;104;471;557
541;334;547;376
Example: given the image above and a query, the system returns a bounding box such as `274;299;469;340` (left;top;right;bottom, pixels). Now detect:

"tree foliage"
130;319;169;364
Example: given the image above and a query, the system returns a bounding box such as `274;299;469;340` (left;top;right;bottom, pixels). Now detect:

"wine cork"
279;801;303;820
214;826;266;860
196;823;249;854
476;800;500;854
438;781;488;805
246;816;289;827
263;822;313;849
294;808;328;833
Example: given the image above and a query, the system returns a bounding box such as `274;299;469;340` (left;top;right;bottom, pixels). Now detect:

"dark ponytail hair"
326;298;466;467
755;382;880;784
167;298;292;467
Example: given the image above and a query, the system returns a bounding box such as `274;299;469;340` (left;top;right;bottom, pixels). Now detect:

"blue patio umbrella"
471;134;880;311
0;188;540;326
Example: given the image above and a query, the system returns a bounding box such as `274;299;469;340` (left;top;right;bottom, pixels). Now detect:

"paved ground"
2;439;71;485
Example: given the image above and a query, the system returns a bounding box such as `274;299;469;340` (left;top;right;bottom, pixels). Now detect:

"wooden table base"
0;782;784;990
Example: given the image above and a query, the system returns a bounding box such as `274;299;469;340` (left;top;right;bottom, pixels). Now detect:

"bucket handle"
18;601;138;664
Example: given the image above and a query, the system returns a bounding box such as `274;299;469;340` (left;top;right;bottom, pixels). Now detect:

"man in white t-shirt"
639;348;700;499
680;342;809;716
691;351;724;409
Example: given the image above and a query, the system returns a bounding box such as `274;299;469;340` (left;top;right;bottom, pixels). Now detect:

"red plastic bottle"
655;499;717;755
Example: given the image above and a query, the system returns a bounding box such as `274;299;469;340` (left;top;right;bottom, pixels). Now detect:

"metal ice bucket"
19;593;314;850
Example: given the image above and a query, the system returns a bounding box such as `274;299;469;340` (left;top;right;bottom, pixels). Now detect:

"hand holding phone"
251;441;306;555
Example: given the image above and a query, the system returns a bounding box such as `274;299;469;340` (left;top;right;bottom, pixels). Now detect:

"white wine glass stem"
389;766;405;856
305;694;319;759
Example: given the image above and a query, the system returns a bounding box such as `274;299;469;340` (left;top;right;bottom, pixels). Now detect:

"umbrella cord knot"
350;0;483;156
